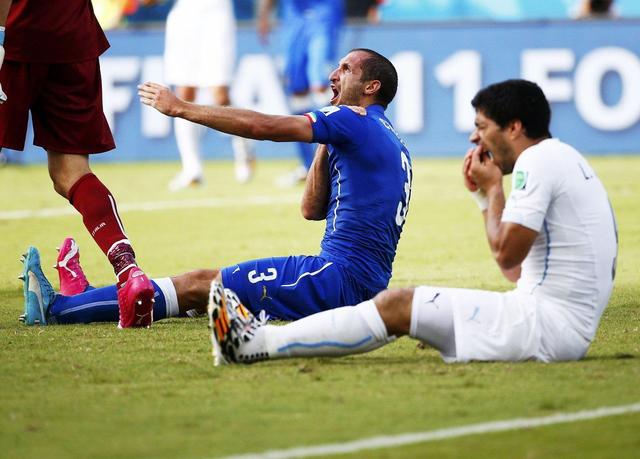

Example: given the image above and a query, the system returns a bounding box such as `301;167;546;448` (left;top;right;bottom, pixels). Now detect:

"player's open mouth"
330;85;339;104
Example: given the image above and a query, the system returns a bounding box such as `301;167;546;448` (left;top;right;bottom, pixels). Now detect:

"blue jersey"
218;104;411;320
307;104;412;292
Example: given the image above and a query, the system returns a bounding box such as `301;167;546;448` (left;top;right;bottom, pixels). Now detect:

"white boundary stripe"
0;195;299;221
220;402;640;459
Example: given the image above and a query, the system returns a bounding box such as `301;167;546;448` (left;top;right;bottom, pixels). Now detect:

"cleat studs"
18;274;25;281
20;255;26;263
137;300;142;305
34;319;40;325
56;247;60;252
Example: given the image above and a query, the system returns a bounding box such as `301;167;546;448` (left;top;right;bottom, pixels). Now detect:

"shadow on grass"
583;352;637;361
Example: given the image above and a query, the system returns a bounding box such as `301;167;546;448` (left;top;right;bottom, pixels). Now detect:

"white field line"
220;402;640;459
0;195;300;221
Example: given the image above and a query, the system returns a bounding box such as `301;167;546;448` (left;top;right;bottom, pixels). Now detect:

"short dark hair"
351;48;398;108
471;79;552;139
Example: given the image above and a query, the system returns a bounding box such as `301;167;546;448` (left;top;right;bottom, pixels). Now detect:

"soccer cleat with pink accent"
55;237;90;296
117;269;155;328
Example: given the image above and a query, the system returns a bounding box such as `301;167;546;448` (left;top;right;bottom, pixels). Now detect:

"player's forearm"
0;0;11;25
482;184;508;263
301;145;330;220
175;102;311;142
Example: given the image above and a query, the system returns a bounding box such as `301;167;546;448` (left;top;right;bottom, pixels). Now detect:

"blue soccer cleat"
20;246;56;326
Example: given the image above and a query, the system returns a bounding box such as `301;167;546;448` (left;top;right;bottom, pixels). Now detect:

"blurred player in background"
0;0;154;328
159;0;255;190
209;79;618;366
20;49;412;330
258;0;345;186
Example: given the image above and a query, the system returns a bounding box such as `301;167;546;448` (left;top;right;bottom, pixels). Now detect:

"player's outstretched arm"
138;82;313;143
301;145;330;220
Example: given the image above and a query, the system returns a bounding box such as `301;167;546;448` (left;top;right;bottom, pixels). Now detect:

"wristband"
0;26;5;46
471;190;489;211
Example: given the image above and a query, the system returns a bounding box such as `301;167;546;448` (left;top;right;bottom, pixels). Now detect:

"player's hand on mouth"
468;144;502;191
462;146;480;192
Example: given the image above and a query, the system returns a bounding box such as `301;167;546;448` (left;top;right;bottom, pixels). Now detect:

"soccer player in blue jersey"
258;0;345;184
20;48;412;327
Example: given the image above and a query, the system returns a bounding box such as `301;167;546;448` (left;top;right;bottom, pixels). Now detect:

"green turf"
0;157;638;459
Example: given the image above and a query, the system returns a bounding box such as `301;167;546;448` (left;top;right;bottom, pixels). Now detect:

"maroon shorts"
0;58;115;154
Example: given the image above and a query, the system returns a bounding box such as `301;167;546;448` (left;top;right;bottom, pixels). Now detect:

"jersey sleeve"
305;105;366;146
501;151;554;232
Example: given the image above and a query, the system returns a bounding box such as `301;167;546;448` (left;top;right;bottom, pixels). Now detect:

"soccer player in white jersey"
209;79;618;365
163;0;255;189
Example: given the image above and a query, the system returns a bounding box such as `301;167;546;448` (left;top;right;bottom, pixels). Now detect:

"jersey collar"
365;104;386;115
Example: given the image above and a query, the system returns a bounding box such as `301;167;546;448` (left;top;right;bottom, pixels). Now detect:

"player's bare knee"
50;178;69;198
373;288;414;336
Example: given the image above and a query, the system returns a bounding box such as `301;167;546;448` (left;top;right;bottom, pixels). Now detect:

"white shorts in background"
164;0;236;87
413;286;593;363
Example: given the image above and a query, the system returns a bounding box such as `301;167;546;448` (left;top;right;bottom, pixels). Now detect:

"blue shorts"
284;21;339;94
220;255;378;320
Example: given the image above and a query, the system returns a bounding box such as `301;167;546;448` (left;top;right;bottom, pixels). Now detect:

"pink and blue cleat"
117;269;155;328
20;247;56;325
57;236;154;328
54;237;90;296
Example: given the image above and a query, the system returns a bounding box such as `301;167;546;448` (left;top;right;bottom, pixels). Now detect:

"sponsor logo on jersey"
320;106;340;116
514;170;528;190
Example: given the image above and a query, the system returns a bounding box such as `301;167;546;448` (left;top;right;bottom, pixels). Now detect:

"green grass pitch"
1;157;638;458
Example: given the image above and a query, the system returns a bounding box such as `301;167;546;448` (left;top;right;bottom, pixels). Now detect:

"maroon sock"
69;173;138;285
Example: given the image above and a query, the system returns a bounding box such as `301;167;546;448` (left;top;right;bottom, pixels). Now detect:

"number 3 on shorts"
248;268;278;284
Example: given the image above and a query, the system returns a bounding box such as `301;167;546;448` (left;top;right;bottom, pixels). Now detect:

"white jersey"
502;138;617;344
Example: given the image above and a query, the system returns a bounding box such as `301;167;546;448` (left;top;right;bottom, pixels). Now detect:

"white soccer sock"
153;277;180;318
231;136;254;162
289;94;313;114
256;301;395;360
174;117;204;178
310;88;331;108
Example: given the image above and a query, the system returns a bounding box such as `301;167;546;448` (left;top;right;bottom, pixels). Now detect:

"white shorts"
164;0;236;87
412;286;591;363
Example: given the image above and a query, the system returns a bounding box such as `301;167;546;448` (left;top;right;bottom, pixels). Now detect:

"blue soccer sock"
48;278;178;324
290;95;316;171
297;142;315;170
